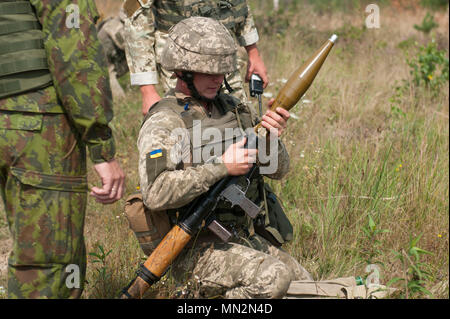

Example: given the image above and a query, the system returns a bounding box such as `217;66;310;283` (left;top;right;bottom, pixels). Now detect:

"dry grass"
0;1;448;299
252;1;449;297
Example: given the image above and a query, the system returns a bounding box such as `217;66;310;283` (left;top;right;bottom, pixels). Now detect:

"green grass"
250;1;448;297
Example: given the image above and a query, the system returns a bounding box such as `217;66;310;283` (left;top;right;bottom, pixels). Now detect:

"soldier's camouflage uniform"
122;0;260;104
137;17;312;298
0;0;116;298
138;90;312;298
96;11;129;100
97;11;129;81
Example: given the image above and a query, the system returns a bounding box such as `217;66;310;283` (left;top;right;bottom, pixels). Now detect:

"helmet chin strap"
177;72;215;103
177;72;234;103
223;77;234;94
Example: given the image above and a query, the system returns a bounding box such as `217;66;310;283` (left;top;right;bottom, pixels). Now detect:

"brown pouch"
124;192;171;256
123;0;149;18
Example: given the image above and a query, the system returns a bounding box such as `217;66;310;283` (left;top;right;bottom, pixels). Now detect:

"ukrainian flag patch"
149;149;163;159
146;148;166;184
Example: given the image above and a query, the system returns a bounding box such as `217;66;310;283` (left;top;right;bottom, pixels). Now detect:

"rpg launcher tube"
119;193;222;299
119;169;235;298
256;34;338;134
119;225;192;299
119;134;259;299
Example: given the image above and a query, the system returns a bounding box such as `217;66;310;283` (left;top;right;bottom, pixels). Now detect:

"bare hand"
90;159;125;204
140;85;162;115
245;44;269;88
221;137;257;176
260;99;290;137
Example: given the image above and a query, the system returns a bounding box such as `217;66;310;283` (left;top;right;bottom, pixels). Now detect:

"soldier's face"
193;73;224;99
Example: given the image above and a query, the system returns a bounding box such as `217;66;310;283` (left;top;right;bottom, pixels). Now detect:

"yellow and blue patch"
146;148;166;184
149;149;163;159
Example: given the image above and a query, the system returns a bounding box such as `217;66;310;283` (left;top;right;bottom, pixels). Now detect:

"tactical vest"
153;0;248;34
144;93;262;229
0;0;52;99
143;94;294;246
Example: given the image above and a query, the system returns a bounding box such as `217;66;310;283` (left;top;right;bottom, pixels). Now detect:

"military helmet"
161;16;237;75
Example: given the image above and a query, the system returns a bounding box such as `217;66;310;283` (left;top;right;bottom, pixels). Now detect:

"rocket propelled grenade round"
268;34;338;113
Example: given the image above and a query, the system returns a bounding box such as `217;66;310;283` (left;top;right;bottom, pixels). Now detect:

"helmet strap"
177;72;221;104
223;77;234;94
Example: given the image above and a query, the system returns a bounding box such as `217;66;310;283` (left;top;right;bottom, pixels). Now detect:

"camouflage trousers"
170;234;312;299
0;111;87;298
154;30;249;104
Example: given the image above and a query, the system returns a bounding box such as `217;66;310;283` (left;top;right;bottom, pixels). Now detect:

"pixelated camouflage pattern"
155;31;247;103
97;14;129;78
122;0;257;103
123;4;158;80
152;0;248;34
137;97;228;210
161;17;237;75
123;0;258;76
153;30;178;92
137;89;305;297
0;0;117;298
171;234;312;298
138;89;289;211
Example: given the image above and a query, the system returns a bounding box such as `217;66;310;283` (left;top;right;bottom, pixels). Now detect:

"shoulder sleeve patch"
146;148;167;185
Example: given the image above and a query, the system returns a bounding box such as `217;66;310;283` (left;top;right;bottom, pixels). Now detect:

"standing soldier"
122;0;269;115
0;0;125;298
96;9;129;101
135;17;311;298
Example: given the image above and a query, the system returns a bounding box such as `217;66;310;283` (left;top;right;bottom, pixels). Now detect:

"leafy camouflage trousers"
0;111;87;298
154;30;249;104
170;234;313;298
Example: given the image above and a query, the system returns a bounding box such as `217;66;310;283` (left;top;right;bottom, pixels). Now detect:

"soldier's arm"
235;5;268;88
122;1;158;86
138;112;228;211
235;4;259;47
122;1;161;114
30;0;115;163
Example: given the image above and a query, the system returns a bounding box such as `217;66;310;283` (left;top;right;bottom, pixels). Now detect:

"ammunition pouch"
0;1;53;99
254;183;293;247
124;192;172;256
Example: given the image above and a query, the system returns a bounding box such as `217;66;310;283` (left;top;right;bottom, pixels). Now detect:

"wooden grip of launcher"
255;34;338;131
143;225;191;276
121;174;235;299
120;225;192;299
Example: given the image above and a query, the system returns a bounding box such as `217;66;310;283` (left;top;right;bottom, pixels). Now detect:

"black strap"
223;77;234;94
119;287;133;299
136;264;159;286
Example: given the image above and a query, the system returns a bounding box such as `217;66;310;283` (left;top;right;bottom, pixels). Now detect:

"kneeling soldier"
136;16;312;299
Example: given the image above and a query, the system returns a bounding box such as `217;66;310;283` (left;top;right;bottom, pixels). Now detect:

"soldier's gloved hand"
140;84;162;115
221;137;257;176
90;159;126;204
261;98;290;137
